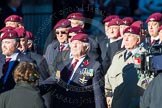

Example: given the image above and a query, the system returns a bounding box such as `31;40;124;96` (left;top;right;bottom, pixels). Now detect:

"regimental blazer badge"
79;68;94;84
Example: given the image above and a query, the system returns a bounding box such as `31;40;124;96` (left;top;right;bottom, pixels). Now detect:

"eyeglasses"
68;36;72;38
55;31;67;35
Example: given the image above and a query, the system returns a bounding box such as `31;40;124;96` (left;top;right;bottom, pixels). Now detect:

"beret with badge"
4;15;23;23
0;30;18;41
120;17;134;26
67;12;85;21
103;15;119;23
14;27;26;38
0;26;15;34
71;33;89;42
123;26;140;36
146;12;162;23
131;20;143;28
53;19;71;30
108;18;121;27
68;26;84;34
26;31;34;40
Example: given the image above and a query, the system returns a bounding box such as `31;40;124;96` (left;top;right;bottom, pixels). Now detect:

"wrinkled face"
55;28;68;44
120;25;129;37
104;22;110;36
5;21;19;28
123;33;140;50
148;21;160;37
17;38;28;52
108;25;120;38
70;40;89;57
69;19;84;28
1;39;18;56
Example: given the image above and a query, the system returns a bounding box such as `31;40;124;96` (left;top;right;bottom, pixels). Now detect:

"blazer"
0;52;33;93
42;55;107;108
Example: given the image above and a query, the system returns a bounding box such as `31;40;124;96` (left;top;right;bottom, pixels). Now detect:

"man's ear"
137;37;141;45
16;42;20;48
85;45;90;52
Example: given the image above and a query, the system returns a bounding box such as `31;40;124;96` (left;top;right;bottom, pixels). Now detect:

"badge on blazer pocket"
79;68;94;77
79;68;94;84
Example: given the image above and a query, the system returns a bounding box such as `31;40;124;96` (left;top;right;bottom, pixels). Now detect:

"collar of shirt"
130;47;139;56
151;36;159;41
6;53;19;61
68;56;86;81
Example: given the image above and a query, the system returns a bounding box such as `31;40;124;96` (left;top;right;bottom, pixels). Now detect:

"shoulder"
0;89;13;102
17;52;34;62
115;49;125;55
46;40;59;50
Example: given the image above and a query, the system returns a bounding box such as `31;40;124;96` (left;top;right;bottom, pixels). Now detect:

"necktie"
151;40;156;45
59;44;64;52
125;52;132;61
67;59;79;79
3;58;11;74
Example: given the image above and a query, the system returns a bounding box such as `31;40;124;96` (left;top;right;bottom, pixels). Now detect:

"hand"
106;96;112;108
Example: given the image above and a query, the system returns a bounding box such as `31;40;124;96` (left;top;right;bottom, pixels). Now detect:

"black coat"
41;56;107;108
140;73;162;108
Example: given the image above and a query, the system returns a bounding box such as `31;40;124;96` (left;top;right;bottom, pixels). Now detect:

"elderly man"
45;19;71;74
105;26;148;108
67;12;85;28
4;15;23;28
0;30;33;93
41;33;106;108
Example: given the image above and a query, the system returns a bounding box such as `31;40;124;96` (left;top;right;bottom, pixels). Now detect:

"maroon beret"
68;26;84;34
0;26;15;33
67;12;85;21
4;15;22;23
53;19;71;30
0;30;18;41
103;15;119;23
71;33;89;42
108;18;121;27
26;31;34;40
123;26;140;35
146;12;162;23
131;20;143;28
14;27;26;38
120;17;134;26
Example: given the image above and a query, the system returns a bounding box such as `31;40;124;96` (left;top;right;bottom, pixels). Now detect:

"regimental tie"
151;40;156;45
67;59;79;82
124;51;132;61
3;58;11;74
59;44;64;52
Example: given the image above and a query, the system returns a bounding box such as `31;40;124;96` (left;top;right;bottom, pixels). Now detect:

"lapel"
60;58;73;79
3;53;20;85
0;54;5;78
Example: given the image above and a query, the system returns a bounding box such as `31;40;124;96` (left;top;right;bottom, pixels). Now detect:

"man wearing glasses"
45;19;71;74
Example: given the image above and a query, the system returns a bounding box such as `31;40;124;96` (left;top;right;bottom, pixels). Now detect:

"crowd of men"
0;11;162;108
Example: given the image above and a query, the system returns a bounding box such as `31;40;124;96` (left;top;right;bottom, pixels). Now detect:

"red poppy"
83;60;89;66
